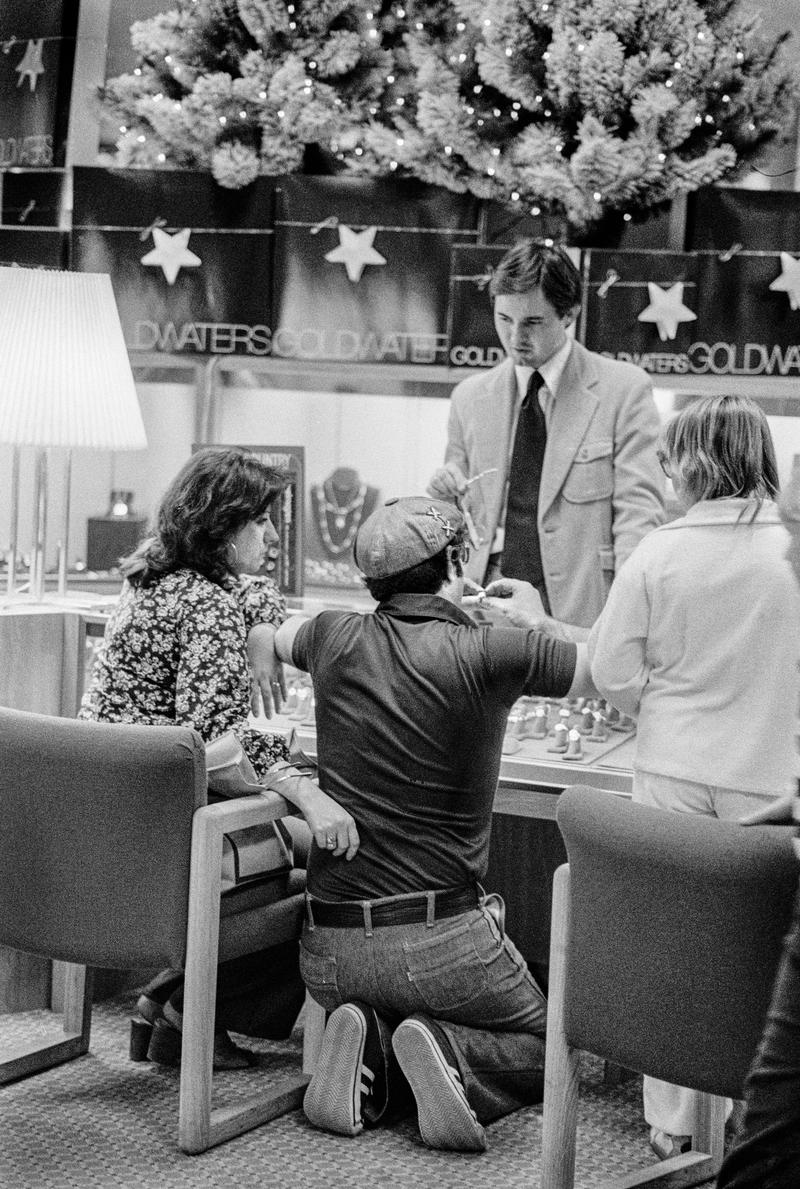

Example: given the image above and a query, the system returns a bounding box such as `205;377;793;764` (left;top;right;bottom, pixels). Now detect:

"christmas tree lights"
102;0;798;234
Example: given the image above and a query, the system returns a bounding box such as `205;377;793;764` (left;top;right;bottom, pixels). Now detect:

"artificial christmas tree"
103;1;798;237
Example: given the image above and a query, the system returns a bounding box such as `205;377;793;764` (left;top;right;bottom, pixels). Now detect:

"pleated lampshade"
0;267;147;449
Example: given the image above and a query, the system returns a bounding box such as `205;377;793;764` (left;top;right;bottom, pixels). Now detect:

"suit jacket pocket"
562;440;613;503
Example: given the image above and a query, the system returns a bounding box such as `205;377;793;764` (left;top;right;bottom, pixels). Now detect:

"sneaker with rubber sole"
304;1001;391;1136
649;1128;691;1160
392;1014;487;1152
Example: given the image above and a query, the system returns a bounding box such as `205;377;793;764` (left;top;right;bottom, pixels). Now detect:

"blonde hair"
661;394;779;505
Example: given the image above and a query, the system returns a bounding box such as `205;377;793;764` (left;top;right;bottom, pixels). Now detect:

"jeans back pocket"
403;915;494;1013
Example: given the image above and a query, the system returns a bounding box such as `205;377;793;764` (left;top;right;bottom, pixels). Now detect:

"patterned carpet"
1;996;710;1189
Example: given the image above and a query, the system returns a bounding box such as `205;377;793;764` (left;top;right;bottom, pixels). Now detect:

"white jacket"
589;499;800;795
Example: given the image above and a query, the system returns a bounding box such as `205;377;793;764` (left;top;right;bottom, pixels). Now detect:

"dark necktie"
501;370;550;612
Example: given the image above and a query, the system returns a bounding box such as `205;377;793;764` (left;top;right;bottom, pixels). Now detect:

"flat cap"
354;496;465;578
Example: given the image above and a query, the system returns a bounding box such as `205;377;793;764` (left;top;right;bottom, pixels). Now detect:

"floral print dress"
79;568;288;776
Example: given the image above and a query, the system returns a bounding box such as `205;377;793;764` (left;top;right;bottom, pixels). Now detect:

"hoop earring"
227;541;239;567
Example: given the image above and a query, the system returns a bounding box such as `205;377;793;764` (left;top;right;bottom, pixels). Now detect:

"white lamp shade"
0;267;147;449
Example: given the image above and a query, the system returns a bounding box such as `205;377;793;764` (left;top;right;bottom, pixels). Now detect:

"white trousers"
633;769;756;1135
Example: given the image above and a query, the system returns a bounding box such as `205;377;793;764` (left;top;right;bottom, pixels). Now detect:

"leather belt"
306;884;480;928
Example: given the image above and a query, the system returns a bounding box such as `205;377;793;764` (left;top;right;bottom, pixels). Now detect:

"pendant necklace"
314;480;368;555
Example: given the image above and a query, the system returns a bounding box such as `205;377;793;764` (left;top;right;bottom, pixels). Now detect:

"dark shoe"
136;969;184;1027
211;1030;259;1071
131;970;185;1057
304;1001;393;1136
146;1018;181;1066
145;1017;257;1071
129;1016;154;1062
392;1015;487;1152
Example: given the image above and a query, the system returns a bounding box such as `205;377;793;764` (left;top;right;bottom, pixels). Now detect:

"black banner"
687;251;800;379
584;248;800;379
447;244;511;369
71;167;276;355
273;176;479;365
686;187;800;253
0;168;68;268
583;250;702;378
0;0;78;169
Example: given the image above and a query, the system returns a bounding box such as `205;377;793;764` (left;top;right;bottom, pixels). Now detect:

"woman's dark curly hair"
121;448;285;587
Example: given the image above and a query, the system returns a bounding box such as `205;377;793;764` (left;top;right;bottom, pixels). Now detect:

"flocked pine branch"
102;0;800;232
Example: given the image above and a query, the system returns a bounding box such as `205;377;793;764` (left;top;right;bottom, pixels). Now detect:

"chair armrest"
194;790;292;836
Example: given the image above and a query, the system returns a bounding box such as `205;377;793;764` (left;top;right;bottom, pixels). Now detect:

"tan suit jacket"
444;344;665;628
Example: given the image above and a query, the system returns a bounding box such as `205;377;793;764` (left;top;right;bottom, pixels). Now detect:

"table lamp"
0;267;147;600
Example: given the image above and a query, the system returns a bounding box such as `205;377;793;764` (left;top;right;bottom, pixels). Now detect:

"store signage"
71;167;276;355
273;176;479;365
0;1;78;169
584;249;800;378
59;168;800;376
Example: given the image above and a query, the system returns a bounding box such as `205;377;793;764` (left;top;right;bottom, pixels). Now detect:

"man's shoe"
304;1001;392;1136
392;1015;487;1152
649;1128;691;1160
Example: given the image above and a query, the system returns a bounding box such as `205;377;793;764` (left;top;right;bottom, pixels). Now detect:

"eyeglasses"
657;451;672;478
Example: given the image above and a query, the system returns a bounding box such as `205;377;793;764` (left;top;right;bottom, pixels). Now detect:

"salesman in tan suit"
429;239;665;638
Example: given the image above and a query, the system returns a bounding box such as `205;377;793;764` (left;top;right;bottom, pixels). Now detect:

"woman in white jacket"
589;393;800;1161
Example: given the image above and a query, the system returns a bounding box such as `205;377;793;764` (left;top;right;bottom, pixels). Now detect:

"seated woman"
589;394;800;1159
79;447;358;1069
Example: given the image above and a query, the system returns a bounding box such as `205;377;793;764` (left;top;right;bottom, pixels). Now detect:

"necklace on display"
314;478;368;555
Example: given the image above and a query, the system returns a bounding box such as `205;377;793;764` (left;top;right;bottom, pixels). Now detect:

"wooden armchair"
541;785;798;1189
0;706;325;1154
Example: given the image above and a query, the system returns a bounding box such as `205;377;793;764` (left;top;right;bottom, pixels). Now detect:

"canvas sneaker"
392;1014;487;1152
304;1001;391;1136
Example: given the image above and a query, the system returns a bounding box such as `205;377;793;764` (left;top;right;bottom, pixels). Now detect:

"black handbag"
205;731;294;892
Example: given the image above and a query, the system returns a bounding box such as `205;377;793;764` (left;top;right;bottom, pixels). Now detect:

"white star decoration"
141;227;201;285
325;224;387;283
637;281;697;342
769;252;800;311
16;39;45;92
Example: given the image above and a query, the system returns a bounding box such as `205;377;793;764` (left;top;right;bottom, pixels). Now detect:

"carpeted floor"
1;996;714;1189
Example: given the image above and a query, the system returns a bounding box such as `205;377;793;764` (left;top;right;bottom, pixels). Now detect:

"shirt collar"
514;336;573;402
666;497;782;528
376;592;477;627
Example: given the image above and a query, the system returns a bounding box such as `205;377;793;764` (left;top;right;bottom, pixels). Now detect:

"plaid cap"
354;496;465;578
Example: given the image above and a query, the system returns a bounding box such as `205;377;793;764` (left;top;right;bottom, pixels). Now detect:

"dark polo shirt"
292;593;576;900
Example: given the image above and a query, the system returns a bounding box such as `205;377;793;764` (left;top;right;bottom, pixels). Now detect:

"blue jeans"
299;903;547;1124
716;881;800;1188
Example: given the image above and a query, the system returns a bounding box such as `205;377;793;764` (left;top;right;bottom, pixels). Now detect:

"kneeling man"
274;496;594;1152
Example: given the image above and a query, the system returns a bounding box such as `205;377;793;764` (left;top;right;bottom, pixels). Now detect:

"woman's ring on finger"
326;834;336;847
